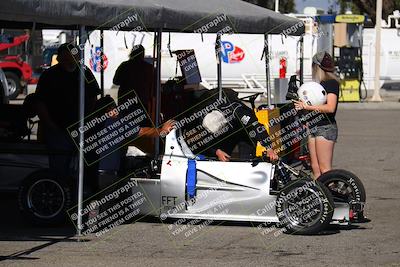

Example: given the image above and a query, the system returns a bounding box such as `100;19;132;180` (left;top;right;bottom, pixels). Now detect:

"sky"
295;0;339;14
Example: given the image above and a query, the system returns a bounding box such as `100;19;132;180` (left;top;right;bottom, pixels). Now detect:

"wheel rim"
326;180;355;202
7;79;17;95
282;187;324;228
27;179;65;219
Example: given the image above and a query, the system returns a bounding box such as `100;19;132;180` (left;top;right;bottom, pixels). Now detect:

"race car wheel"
18;171;72;226
276;179;334;235
5;72;22;100
318;169;366;220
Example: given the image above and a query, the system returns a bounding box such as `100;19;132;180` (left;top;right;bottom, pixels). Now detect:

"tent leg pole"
100;29;104;97
77;25;86;239
264;34;271;107
155;29;162;157
152;32;157;123
299;35;304;85
216;34;222;100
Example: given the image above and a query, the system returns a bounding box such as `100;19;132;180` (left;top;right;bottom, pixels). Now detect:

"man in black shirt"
113;45;153;117
36;43;101;176
113;45;156;155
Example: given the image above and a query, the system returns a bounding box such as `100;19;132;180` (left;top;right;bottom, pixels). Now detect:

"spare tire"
18;170;72;226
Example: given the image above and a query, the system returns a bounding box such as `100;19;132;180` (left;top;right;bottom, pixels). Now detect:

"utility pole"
275;0;279;12
371;0;383;102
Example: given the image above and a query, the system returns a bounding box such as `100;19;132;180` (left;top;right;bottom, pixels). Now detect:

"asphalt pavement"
0;106;400;267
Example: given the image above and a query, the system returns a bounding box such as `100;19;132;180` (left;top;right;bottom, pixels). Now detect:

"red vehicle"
0;34;38;99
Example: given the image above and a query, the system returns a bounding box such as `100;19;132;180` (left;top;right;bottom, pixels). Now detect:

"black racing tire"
18;170;72;226
276;179;334;235
4;72;22;100
318;169;366;220
318;169;366;204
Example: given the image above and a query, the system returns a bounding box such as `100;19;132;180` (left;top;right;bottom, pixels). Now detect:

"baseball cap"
312;51;335;72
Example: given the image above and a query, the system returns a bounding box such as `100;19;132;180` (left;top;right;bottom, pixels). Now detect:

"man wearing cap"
294;51;340;178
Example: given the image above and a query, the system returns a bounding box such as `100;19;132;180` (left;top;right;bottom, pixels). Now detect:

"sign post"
371;0;383;102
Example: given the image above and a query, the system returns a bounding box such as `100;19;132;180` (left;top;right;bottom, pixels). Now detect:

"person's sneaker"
355;216;371;223
353;211;371;223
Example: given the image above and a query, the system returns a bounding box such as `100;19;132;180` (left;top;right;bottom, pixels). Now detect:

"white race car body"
131;130;350;227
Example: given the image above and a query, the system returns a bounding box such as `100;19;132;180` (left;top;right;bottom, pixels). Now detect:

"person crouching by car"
293;51;340;178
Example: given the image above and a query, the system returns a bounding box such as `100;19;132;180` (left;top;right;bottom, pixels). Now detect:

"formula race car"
129;128;361;235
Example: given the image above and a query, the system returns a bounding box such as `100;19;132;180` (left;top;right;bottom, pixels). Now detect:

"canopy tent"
0;0;305;237
0;0;304;34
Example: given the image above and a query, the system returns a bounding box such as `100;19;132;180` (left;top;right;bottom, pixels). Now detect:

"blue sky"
295;0;339;13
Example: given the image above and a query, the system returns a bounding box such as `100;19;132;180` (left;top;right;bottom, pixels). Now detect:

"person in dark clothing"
177;88;278;161
294;51;340;178
113;44;153;117
113;45;158;154
113;45;175;156
205;100;278;162
35;43;101;177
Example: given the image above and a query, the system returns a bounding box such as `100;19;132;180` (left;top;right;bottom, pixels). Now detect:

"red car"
0;34;38;99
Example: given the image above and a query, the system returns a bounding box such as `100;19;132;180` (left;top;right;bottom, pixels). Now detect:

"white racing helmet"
297;82;327;106
202;110;228;133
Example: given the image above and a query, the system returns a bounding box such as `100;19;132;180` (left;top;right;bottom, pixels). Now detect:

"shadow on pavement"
0;236;73;262
134;216;346;236
0;193;80;262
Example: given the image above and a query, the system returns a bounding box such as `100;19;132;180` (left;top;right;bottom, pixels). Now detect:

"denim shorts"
309;124;338;142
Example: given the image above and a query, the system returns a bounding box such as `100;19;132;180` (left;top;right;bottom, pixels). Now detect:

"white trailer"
83;30;308;94
362;28;400;90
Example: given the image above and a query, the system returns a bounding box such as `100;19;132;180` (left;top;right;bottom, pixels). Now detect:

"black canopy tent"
0;0;305;237
0;0;304;34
